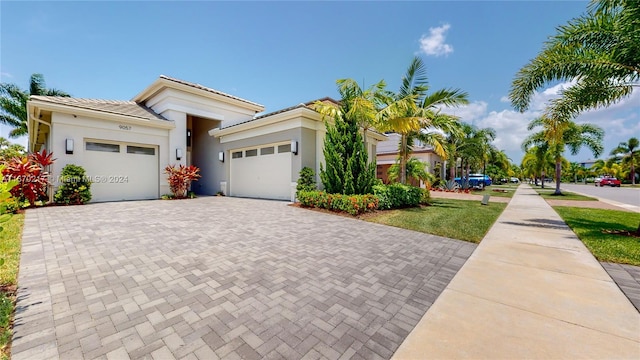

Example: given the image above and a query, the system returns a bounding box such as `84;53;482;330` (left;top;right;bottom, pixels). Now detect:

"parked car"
455;174;492;188
595;176;621;187
510;177;520;183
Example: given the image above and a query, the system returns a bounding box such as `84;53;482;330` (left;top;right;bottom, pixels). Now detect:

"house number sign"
119;125;132;130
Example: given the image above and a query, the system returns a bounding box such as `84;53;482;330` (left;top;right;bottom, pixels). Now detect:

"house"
27;76;385;202
376;133;443;187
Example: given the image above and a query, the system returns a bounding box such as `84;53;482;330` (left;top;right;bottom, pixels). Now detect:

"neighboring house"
27;76;385;202
375;133;443;187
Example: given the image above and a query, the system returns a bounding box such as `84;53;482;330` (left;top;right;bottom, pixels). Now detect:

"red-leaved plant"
2;149;55;206
164;164;201;198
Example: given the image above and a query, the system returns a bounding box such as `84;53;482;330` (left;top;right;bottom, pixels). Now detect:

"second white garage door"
83;140;159;202
230;143;292;200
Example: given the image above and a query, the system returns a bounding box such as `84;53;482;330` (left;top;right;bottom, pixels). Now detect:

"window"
86;142;120;153
127;146;155;155
232;151;243;159
278;144;291;153
260;146;275;155
245;149;258;157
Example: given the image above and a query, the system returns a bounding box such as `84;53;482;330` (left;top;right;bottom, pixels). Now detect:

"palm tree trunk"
632;162;636;185
554;159;562;195
541;170;545;189
400;134;408;184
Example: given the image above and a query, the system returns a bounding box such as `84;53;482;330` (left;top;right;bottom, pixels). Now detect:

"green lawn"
533;187;597;201
366;198;507;243
554;207;640;266
0;214;24;360
480;183;519;198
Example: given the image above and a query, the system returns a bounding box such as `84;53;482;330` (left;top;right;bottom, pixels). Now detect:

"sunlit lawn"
0;214;24;360
366;198;507;243
533;187;597;201
554;207;640;265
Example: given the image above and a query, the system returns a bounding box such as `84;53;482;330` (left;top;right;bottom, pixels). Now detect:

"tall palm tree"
0;74;70;137
524;117;604;194
610;137;639;184
509;0;639;120
378;57;467;184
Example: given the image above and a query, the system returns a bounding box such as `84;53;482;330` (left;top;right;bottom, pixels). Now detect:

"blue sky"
2;1;638;164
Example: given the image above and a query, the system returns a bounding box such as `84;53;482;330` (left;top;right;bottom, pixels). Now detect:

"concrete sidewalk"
393;185;640;359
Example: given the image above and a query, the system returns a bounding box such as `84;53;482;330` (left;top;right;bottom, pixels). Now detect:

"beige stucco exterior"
27;76;386;202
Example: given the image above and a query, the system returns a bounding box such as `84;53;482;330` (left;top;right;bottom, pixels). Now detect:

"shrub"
2;149;54;206
296;167;317;194
164;164;201;198
54;164;92;205
297;190;378;215
373;183;423;209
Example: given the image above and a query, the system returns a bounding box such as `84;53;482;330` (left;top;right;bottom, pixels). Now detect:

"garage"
230;142;292;200
83;140;159;202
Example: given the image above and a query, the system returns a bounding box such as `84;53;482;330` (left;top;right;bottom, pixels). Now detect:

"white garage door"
230;143;292;200
83;140;159;202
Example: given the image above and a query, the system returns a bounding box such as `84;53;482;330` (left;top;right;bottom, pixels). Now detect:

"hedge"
297;191;378;215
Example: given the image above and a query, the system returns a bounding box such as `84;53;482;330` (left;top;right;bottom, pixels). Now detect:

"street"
560;183;640;207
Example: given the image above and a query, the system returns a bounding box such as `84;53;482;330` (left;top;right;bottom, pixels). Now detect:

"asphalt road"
560;183;640;207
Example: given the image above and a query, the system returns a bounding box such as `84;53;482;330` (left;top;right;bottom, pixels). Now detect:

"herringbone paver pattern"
13;197;476;359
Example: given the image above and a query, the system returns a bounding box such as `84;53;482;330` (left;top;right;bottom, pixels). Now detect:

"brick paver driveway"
13;197;476;360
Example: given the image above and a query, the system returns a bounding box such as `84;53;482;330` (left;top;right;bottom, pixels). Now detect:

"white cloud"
0;72;13;80
418;24;453;57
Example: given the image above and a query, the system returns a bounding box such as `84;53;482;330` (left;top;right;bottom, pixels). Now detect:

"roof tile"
30;96;167;121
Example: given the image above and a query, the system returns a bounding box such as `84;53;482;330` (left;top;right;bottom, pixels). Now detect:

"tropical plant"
509;0;639;121
609;137;639;184
2;149;55;206
54;164;91;205
0;74;70;137
523;117;603;194
297;190;379;215
387;157;435;187
521;146;554;188
378;57;467;184
164;164;201;198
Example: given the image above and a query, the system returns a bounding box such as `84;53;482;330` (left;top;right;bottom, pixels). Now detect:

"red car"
596;176;621;187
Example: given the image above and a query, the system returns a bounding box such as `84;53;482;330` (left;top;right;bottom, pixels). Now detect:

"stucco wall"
50;112;171;197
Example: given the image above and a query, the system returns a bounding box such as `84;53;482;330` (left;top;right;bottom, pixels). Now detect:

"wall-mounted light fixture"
218;151;224;162
291;140;298;155
65;139;74;154
176;148;183;161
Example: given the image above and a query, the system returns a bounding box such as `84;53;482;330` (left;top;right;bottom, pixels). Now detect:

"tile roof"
158;75;263;108
217;97;338;130
30;96;167;121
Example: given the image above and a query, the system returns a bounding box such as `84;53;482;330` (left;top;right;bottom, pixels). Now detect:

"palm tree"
0;74;70;137
522;146;554;187
524;117;603;194
388;157;436;187
378;57;467;184
610;137;639;184
509;0;639;120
